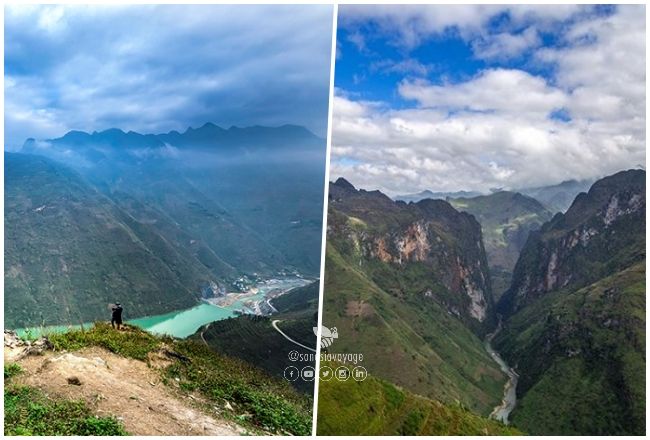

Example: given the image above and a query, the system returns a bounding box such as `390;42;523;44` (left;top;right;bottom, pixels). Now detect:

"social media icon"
319;366;333;381
335;366;350;381
352;366;367;382
301;366;315;381
284;366;299;382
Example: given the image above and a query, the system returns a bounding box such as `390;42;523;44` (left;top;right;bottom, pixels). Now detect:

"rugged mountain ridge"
329;178;495;330
23;123;322;158
322;178;506;416
449;191;553;300
519;178;594;213
499;169;645;316
18;123;326;278
493;169;646;435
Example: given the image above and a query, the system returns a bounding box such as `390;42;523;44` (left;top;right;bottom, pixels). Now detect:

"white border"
311;3;338;436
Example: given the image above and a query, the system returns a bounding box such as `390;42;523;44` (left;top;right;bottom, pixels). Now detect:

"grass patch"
4;385;127;436
4;363;22;380
317;365;521;435
48;322;162;360
164;340;312;435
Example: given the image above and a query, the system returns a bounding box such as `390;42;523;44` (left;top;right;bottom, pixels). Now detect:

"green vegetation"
4;363;22;379
4;153;213;328
5;386;128;436
495;263;645;435
322;181;508;416
450;191;552;300
317;365;520;435
501;169;645;315
164;341;312;435
323;243;505;416
49;322;162;360
193;282;318;393
6;149;324;329
269;280;319;314
328;181;497;335
29;322;312;435
493;171;646;435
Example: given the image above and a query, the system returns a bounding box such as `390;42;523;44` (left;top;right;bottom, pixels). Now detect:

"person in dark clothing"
111;303;123;330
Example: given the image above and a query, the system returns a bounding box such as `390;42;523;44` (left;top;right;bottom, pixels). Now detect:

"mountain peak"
333;177;356;191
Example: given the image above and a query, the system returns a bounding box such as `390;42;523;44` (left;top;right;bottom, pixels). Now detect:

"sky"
332;5;646;195
5;5;333;149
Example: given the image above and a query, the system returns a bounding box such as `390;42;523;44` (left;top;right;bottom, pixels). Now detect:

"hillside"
316;365;520;435
4;323;312;436
450;191;553;299
329;178;497;333
500;169;645;315
519;179;594;213
190;282;319;393
4;153;220;328
494;263;645;435
322;179;507;416
7;119;326;328
494;170;646;435
19;124;326;277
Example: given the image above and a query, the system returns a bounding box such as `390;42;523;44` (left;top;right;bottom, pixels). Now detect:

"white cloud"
332;5;645;195
339;4;583;57
5;5;333;148
398;69;568;118
472;27;541;61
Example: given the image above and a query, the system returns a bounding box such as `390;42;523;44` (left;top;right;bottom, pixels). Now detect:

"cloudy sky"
332;5;645;195
5;5;333;149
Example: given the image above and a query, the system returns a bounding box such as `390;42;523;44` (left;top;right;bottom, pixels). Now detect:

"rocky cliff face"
493;170;645;436
499;169;645;316
328;178;495;332
449;191;553;300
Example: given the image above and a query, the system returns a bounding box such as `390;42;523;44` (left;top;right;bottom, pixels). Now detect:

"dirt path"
271;320;316;353
200;323;211;345
9;346;246;436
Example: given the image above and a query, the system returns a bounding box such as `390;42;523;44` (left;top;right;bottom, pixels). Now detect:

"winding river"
485;318;519;424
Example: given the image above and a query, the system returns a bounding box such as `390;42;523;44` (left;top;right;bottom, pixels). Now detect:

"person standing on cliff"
111;302;123;330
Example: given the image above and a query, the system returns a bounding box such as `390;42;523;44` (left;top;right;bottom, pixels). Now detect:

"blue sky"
332;5;645;195
5;5;333;149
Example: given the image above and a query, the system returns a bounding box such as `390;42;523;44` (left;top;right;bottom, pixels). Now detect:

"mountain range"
393;178;594;215
6;123;326;328
323;178;505;416
519;178;595;213
320;169;645;435
494;169;645;435
394;189;482;203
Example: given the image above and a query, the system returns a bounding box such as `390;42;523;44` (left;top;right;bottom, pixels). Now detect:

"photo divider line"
311;3;338;436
